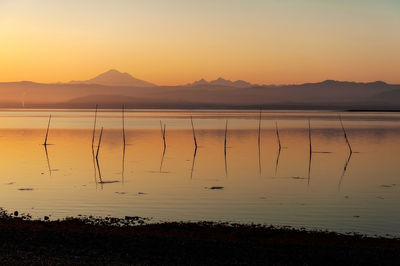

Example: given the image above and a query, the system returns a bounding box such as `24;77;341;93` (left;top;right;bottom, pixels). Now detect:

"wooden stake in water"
160;120;166;149
339;115;352;154
91;104;98;148
190;116;198;149
96;127;104;159
43;114;51;146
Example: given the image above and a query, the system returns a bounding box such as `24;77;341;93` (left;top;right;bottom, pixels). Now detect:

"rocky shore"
0;210;399;265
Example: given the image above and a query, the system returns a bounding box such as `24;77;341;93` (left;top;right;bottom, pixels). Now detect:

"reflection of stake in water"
307;149;312;185
159;145;166;173
96;127;104;186
91;105;98;187
224;120;229;177
95;127;119;186
190;146;197;179
122;104;126;146
274;121;282;176
189;116;198;179
338;152;352;192
159;120;167;173
43;145;59;176
257;110;262;176
308;119;312;184
121;145;126;184
337;115;355;191
274;148;281;177
43;145;52;176
95;155;103;189
42;114;57;176
94;127;118;185
91;105;98;148
91;148;98;188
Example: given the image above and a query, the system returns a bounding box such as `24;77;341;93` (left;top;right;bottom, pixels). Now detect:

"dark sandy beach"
1;211;399;265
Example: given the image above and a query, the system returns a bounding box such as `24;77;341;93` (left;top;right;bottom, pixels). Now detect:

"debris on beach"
18;188;34;191
98;180;119;184
291;176;306;180
380;184;396;188
206;186;224;190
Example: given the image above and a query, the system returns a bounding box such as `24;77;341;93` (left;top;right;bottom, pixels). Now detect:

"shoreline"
1;211;399;265
1;106;400;112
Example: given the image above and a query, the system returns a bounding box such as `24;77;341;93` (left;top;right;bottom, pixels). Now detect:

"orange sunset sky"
0;0;399;85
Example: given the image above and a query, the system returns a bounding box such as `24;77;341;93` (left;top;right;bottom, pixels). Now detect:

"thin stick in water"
43;114;51;145
160;120;166;148
96;127;104;159
190;116;197;149
339;115;352;154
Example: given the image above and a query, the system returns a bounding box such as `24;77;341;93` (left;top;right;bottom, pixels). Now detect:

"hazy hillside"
1;71;399;109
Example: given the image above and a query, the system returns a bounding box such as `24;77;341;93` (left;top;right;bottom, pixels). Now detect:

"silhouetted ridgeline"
1;79;400;110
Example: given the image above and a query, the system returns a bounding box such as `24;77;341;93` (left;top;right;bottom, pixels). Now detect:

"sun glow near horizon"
0;0;399;85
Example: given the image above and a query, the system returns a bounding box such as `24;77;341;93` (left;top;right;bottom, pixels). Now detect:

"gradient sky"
0;0;399;85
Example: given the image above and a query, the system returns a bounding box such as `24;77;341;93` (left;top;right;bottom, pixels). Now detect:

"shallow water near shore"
0;109;400;236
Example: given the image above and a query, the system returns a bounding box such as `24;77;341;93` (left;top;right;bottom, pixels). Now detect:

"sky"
0;0;399;85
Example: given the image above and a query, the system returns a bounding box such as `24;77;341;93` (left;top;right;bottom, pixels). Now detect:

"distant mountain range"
189;78;255;88
0;70;399;110
69;69;255;88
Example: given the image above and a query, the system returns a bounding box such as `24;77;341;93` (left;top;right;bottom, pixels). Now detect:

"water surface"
0;109;399;236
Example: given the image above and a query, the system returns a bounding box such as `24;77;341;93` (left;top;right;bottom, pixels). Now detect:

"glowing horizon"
0;0;399;85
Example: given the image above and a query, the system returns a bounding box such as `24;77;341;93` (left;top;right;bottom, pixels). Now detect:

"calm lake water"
1;109;400;236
